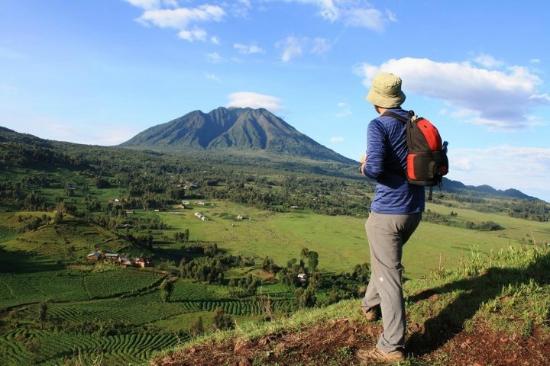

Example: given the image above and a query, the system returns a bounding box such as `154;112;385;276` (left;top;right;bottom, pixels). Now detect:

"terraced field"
0;269;164;310
2;199;547;365
0;328;181;366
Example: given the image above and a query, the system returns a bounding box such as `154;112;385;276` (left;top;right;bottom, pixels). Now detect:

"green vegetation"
151;244;550;365
1;126;549;364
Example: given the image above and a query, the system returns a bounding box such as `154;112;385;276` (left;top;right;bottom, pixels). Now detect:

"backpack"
382;110;449;187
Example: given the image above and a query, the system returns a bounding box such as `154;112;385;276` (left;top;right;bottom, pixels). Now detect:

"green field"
156;200;548;278
2;199;549;364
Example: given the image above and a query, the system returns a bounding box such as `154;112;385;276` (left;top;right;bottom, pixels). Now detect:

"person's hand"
359;153;367;176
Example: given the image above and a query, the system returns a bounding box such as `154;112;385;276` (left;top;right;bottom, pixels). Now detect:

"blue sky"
1;0;550;200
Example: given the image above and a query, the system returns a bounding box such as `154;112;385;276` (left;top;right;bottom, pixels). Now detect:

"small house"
86;251;102;262
134;257;152;268
297;273;307;284
290;205;300;209
105;253;120;262
194;212;207;221
119;256;132;267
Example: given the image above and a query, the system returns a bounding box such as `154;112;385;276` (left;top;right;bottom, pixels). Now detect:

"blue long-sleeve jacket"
362;108;425;214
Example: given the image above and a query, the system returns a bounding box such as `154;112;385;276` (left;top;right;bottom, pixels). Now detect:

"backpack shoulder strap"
380;110;415;123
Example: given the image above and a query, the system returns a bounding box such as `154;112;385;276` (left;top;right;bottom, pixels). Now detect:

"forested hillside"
1;126;549;365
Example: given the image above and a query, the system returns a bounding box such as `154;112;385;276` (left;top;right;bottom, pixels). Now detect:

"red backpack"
383;110;449;187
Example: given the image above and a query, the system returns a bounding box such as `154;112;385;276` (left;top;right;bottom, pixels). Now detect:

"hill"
152;245;550;366
1;124;550;365
1;124;543;203
442;178;536;200
120;107;354;164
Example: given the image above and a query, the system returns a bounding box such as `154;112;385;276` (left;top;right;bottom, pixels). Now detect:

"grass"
0;268;163;310
2;196;549;364
157;200;549;278
0;213;128;269
0;327;181;366
170;279;232;301
151;244;550;365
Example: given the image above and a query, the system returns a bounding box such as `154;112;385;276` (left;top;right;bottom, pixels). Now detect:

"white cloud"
530;58;541;64
138;5;225;28
278;36;303;62
473;53;503;69
342;7;385;31
178;27;207;42
311;37;331;55
125;0;178;10
206;52;223;63
530;93;550;103
284;0;395;31
2;113;140;146
448;146;550;201
336;101;352;118
356;57;550;130
131;3;225;42
277;36;330;62
204;72;221;82
231;0;252;17
385;9;397;23
330;136;345;144
227;92;282;112
233;43;265;55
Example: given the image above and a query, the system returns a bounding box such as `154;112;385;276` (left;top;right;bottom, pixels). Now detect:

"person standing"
357;72;425;363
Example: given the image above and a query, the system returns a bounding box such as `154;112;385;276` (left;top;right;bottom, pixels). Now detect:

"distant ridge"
0;125;543;202
120;107;354;164
442;178;536;200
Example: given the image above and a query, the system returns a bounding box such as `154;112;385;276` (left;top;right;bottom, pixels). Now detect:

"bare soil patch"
152;318;549;366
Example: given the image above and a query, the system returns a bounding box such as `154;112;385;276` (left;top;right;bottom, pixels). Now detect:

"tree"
160;279;174;303
39;302;48;329
262;256;276;273
95;176;110;188
213;308;234;330
189;316;204;336
294;286;317;308
54;202;65;224
178;257;188;278
307;251;319;272
300;247;310;261
174;230;190;243
302;286;317;308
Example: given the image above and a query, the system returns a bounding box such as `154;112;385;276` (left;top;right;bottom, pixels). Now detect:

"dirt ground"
152;316;550;366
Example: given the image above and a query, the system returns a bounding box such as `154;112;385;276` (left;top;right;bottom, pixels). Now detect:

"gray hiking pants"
361;211;422;353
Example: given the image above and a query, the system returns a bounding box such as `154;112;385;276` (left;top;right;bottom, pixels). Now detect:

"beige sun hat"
366;72;406;108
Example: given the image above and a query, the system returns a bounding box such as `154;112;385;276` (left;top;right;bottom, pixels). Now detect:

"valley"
1;122;549;365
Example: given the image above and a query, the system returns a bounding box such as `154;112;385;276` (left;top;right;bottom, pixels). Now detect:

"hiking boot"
357;347;405;363
360;305;380;321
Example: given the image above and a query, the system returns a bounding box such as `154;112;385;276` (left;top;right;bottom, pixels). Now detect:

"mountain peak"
121;107;352;163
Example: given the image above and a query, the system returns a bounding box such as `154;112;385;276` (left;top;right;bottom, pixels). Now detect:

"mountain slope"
0;126;544;202
442;178;536;200
120;107;354;163
151;245;550;366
